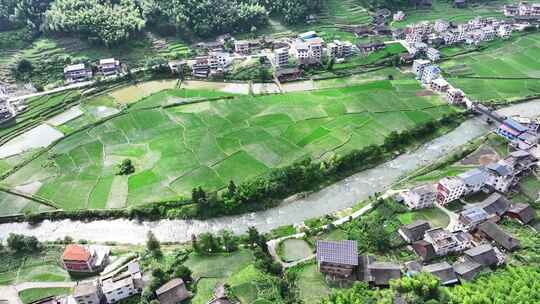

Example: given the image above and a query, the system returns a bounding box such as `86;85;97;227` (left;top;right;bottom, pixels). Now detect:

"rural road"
0;281;76;304
0;286;22;304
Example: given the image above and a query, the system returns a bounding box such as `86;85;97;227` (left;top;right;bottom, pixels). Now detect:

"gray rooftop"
73;281;99;297
316;240;358;266
458;168;488;186
156;278;185;295
478;221;520;251
480;193;510;216
486;163;511;176
423;262;458;285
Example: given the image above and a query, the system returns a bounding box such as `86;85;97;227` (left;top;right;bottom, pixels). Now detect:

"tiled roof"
62;244;91;262
156;278;185;295
480;193;510;216
477;221;520;251
316;240;358;266
423;262;458;285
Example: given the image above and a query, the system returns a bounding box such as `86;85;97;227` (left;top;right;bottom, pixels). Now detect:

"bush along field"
441;32;540;103
0;78;463;220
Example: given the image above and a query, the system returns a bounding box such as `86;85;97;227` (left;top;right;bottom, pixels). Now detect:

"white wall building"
102;276;139;303
437;177;466;205
427;47;441;61
413;59;431;78
402;184;437;209
431;78;449;92
208;52;231;70
273;48;290;68
421;65;441;84
447;88;465;104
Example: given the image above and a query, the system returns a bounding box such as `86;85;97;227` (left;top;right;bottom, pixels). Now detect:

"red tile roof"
62;244;91;261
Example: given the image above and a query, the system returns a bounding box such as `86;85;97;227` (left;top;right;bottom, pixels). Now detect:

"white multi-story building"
427;47;441;61
292;40;309;64
73;281;103;304
393;11;406;21
498;24;512;39
413;59;431;78
458;168;489;195
208;52;231;70
307;37;324;64
447;88;465;104
402;184;437;209
234;40;250;54
481;26;496;41
273;48;289;68
437;177;466;205
102;276;139;303
327;40;353;59
424;228;458;255
431;78;449;92
292;38;323;65
485;162;515;193
434;20;450;33
421;65;441;84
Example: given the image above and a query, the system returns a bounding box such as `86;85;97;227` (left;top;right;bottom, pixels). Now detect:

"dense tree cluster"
44;0;145;46
6;233;40;253
191;230;239;255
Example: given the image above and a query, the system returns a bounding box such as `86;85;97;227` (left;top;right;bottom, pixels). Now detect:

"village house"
424;228;459;255
192;57;211;78
168;60;187;74
506;203;536;224
398;220;432;243
73;280;103;304
437;177;466;205
357;42;385;55
64;63;93;83
392;28;406;40
273;48;290;68
368;262;402;286
393;11;406;21
316;240;359;281
452;260;484;281
0;96;15;125
404;261;422;276
62;244;110;274
374;25;392;36
476;221;520;251
430;78;449;92
497;118;529;141
498;24;513;38
299;31;318;40
480;193;511;217
101;261;143;304
420;65;441;84
426;47;441;61
401;184;437;209
464;244;500;267
455;0;466;8
422;262;458;285
97;58;120;76
400;53;415;64
447;88;465;104
292;37;324;65
274;67;302;81
503;150;538;175
458;168;489;195
327;40;353;58
207;283;233;304
458;207;490;230
208;52;232;70
412;240;437;261
484;162;515;193
412;59;431;78
156;278;191;304
504;4;519;16
434;20;450;33
518;2;540;17
234;40;250;54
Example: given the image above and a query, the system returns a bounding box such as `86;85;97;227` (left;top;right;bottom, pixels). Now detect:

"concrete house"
208;52;232;70
430;78;449;92
447;88;465;104
458;207;490;230
484;163;515;193
413;59;431;78
423;262;458;285
498;24;513;38
458;168;489;195
368;262;402;286
437;177;466;205
64;63;93;83
401;184;437;209
424;228;458;255
102;274;139;303
506;203;536;224
156;278;191;304
393;11;406;21
398;220;432;243
73;281;103;304
62;244;110;274
476;221;520;251
434;20;450;32
426;47;441;61
273;48;289;68
316;240;359;281
234;40;250;54
327;40;353;58
421;65;441;84
97;58;120;76
464;244;499;267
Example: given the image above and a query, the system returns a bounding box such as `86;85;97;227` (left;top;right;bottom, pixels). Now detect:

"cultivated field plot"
442;33;540;102
2;80;454;210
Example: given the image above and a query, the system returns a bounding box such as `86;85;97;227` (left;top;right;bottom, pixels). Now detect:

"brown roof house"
506;203;537;224
476;221;520;251
316;240;359;282
156;278;191;304
423;262;458;285
398;220;431;243
452;260;484;282
412;240;437;261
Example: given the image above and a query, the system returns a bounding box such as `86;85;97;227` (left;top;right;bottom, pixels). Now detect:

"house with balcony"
426;47;441;61
97;58;120;76
73;280;103;304
62;244;110;274
437;177;466;205
447;88;465;104
401;184;437;209
398;220;432;243
421;65;441;84
431;78;449;92
64;63;93;83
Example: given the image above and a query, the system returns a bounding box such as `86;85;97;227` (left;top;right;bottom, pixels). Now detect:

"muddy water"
0;101;539;244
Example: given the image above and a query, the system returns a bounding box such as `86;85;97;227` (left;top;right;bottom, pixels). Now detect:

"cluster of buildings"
64;58;122;84
504;2;540;20
412;59;466;106
0;85;15;125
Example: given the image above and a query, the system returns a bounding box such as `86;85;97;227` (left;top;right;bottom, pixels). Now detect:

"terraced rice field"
1;79;454;211
442;33;540;102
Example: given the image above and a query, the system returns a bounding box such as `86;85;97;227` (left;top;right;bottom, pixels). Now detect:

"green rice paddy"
1;79;454;211
442;33;540;102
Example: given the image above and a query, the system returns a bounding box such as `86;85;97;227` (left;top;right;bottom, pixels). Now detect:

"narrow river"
0;101;538;244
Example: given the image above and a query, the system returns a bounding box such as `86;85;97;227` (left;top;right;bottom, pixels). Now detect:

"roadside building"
156;278;191;304
434;20;450;32
498;24;513;38
426;47;441;61
102;274;140;303
412;59;431;78
393;11;406;21
437;177;466;205
421;65;441;84
504;4;519;16
452;260;484;281
368;262;402;286
497;118;528;141
234;40;250;54
168;60;187;74
97;58;120;76
273;48;289;68
398;220;432;243
446;88;465;104
292;40;309;64
506;203;536;224
458;168;489;195
430;78;449;92
73;281;103;304
328;40;353;58
306;37;324;64
464;244;499;267
423;262;458;285
401;184;437;209
64;63;93;83
192;57;210;78
484;163;515;193
316;240;358;281
476;221;520;251
62;244;110;273
452;230;474;252
208;52;232;70
458;207;489;230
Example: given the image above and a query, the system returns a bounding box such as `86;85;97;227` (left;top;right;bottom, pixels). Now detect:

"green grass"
398;208;450;228
184;249;254;279
278;239;313;262
292;263;332;303
3;78;455;213
19;287;72;304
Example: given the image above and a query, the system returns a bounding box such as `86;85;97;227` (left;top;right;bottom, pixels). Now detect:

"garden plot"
3;81;455;211
0;124;64;158
46;106;84;126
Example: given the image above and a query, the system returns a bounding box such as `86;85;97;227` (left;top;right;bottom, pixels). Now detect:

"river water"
0;101;539;244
